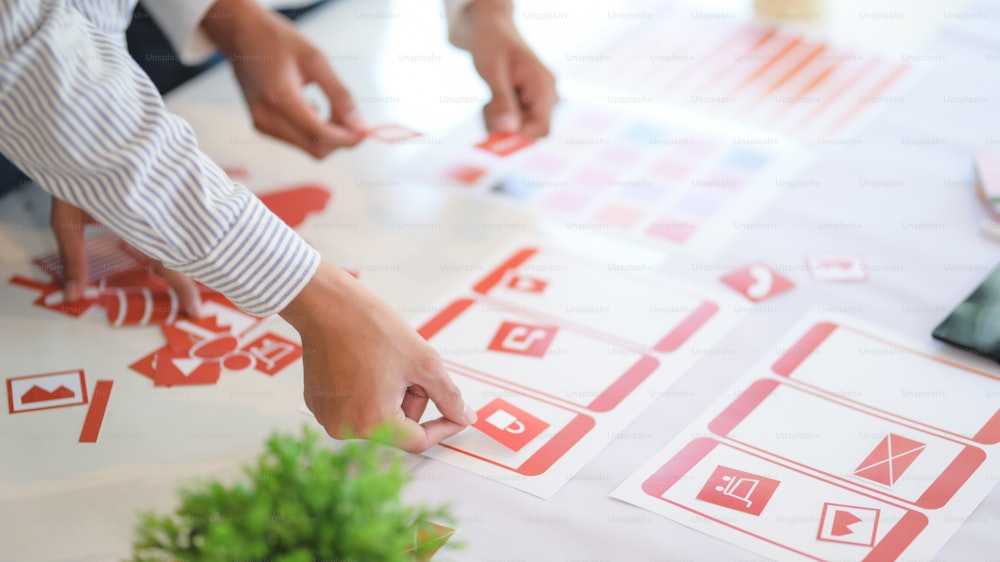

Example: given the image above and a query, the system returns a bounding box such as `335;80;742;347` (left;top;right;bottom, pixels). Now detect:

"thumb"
152;261;204;318
479;57;522;133
416;353;476;426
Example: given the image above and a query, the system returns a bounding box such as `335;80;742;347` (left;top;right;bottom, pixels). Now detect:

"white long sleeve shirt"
0;0;472;316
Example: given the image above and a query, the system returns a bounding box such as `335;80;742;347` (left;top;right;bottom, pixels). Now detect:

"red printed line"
79;380;113;443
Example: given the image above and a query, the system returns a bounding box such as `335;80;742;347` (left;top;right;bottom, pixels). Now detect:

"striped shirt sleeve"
0;0;320;316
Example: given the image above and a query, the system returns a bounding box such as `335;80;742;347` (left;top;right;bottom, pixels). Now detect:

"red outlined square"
241;332;303;375
853;434;926;487
473;398;550;452
720;263;795;302
487;321;558;358
476;132;536;156
817;502;880;547
696;465;780;516
7;370;89;414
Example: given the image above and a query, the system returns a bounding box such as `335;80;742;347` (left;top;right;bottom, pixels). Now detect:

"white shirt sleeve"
0;0;320;316
140;0;217;65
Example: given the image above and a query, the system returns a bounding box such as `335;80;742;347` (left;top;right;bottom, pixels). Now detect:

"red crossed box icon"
472;398;550;452
487;321;558;358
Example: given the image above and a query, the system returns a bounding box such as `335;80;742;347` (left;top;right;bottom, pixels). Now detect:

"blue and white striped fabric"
0;0;320;316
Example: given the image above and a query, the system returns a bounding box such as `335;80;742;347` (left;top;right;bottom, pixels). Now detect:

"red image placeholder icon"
505;274;548;294
817;502;880;547
487;321;558;358
476;132;536;157
473;398;550;452
720;263;794;302
696;465;780;516
853;433;926;487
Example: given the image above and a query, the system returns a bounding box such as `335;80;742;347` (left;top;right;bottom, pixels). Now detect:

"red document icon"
720;263;794;302
853;434;926;486
241;333;303;375
473;398;550;452
476;132;536;157
696;465;781;516
505;275;548;294
487;321;558;358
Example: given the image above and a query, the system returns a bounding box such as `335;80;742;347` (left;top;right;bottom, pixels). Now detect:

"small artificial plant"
131;426;455;562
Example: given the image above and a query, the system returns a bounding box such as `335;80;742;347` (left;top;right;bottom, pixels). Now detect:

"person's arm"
445;0;558;137
0;0;471;451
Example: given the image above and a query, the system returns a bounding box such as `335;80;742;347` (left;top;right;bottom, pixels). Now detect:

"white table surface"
1;0;999;560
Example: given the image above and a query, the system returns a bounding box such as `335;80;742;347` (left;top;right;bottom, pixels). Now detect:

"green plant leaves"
130;425;455;562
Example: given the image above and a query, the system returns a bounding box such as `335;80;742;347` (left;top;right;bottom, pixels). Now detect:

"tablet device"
932;263;1000;361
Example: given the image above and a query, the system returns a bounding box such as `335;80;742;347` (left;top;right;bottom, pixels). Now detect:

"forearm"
0;0;319;316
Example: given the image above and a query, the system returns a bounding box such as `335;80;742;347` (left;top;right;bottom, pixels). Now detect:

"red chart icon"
487;321;558;358
696;465;781;516
817;502;880;547
472;398;550;452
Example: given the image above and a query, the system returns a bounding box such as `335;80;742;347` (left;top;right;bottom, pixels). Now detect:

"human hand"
201;0;366;158
281;262;475;453
49;197;203;315
462;0;558;137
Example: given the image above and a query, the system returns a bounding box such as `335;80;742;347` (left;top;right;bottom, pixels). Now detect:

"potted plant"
131;426;456;561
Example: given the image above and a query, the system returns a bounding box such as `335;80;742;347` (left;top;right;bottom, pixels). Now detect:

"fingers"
395;415;467;454
516;63;558;138
301;50;366;134
479;55;523;134
151;261;204;318
412;351;476;427
49;198;89;302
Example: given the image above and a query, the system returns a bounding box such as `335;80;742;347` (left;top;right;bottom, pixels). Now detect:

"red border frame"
771;322;1000;445
439;367;595;476
419;298;661;412
6;369;89;414
708;378;986;509
640;438;928;561
471;247;720;353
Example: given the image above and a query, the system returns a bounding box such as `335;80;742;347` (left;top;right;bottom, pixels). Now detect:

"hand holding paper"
202;0;366;158
281;262;476;454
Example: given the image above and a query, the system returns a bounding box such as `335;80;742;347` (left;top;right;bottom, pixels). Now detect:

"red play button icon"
817;502;880;547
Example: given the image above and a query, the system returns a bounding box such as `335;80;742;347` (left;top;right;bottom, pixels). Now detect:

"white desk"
1;0;998;560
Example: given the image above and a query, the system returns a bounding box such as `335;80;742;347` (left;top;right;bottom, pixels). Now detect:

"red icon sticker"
476;132;536;157
505;274;548;294
6;370;89;414
720;263;794;302
807;254;867;282
487;321;558;358
365;124;423;143
817;502;880;547
696;465;780;516
473;398;550;452
853;434;926;487
241;333;303;375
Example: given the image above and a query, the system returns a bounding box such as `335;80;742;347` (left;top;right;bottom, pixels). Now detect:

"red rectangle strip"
79;380;113;443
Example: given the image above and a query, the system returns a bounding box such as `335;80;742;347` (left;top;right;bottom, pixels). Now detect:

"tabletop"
1;0;999;560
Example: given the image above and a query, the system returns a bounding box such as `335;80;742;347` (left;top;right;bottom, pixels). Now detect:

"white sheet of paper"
414;244;746;498
612;312;1000;561
401;83;804;260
